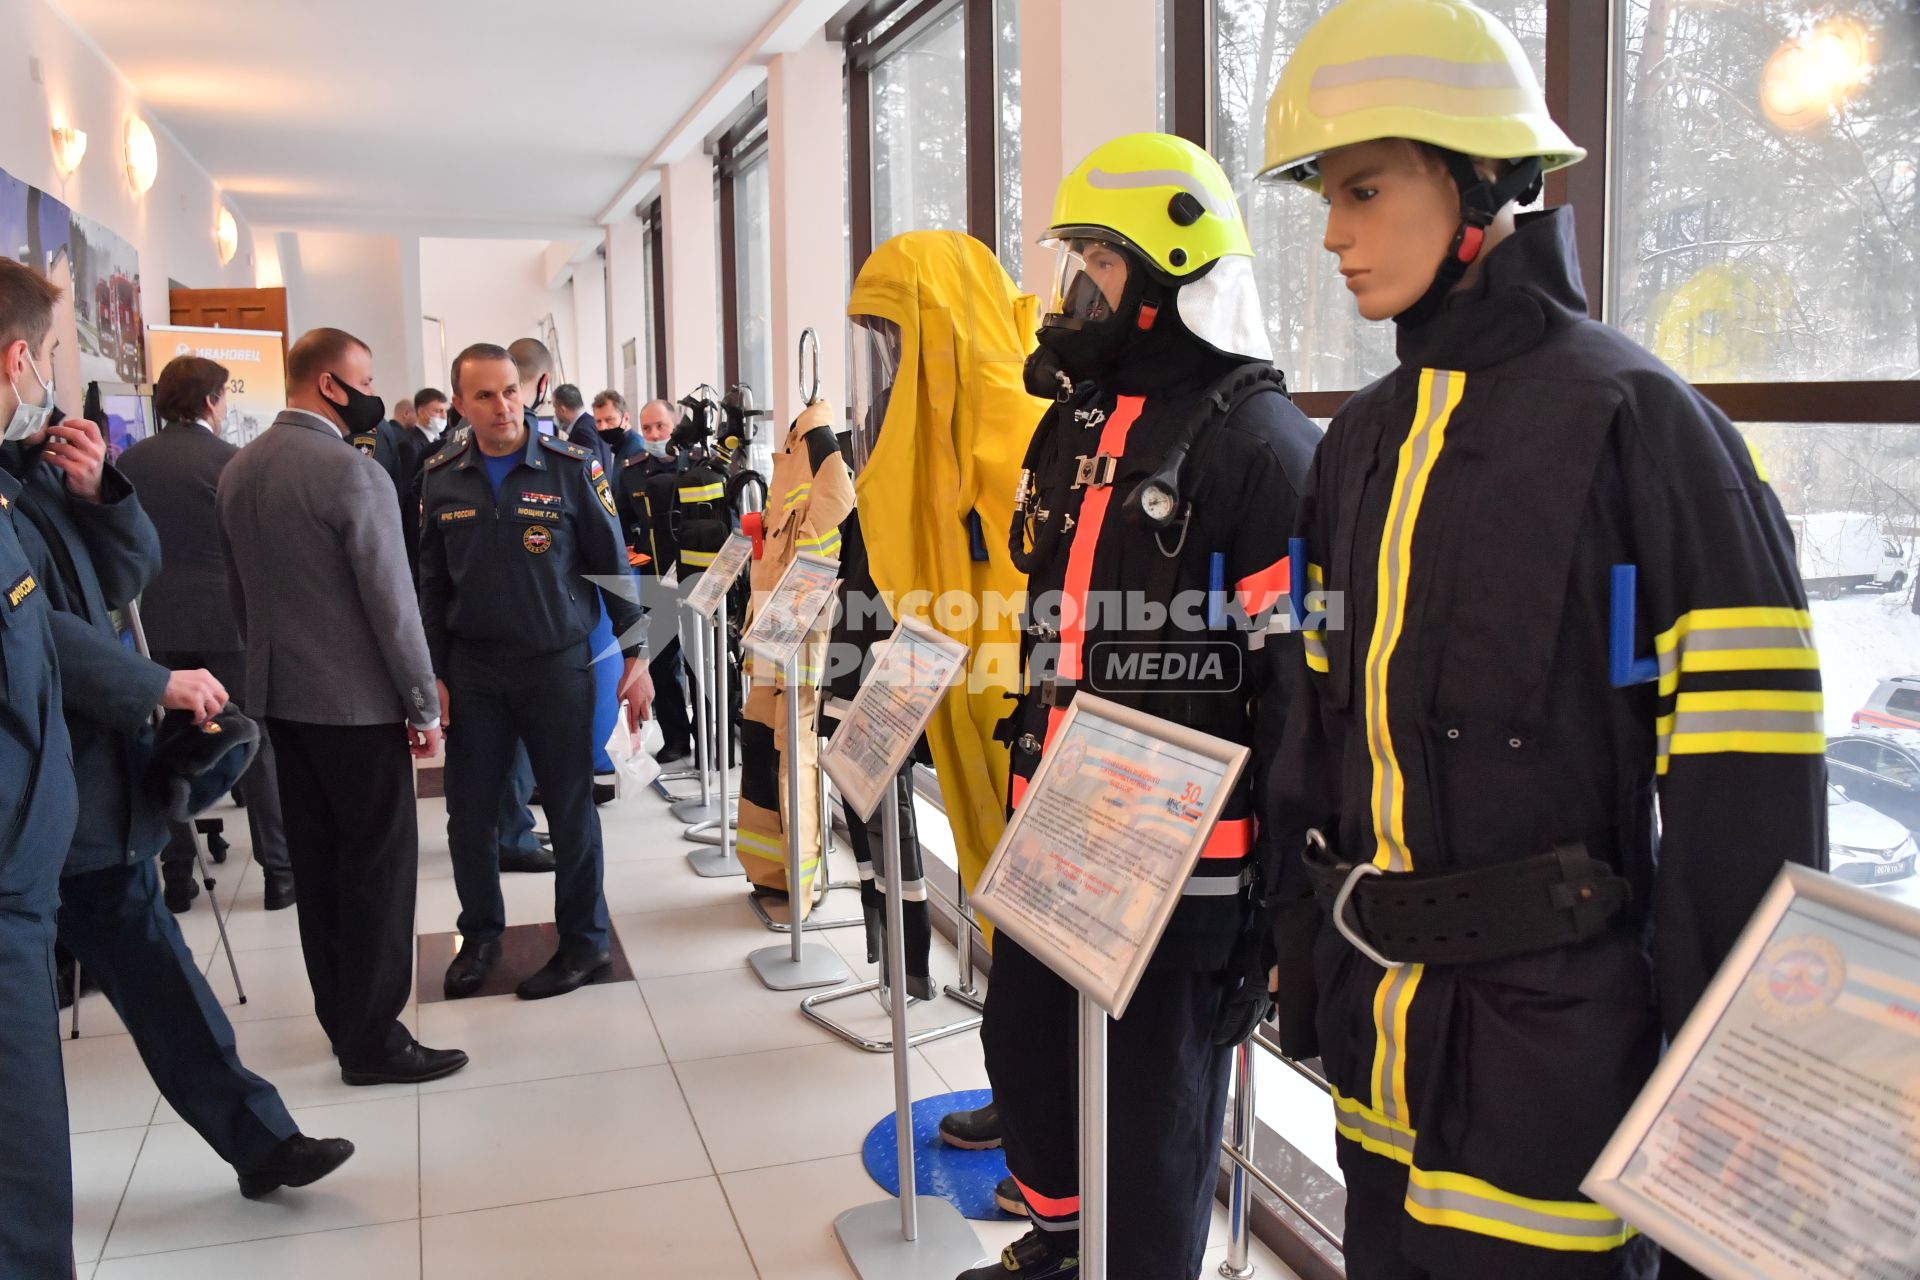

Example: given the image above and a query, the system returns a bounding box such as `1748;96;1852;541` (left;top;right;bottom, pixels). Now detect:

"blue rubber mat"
861;1089;1019;1223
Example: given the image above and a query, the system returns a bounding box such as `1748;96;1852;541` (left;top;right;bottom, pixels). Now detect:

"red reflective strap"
1015;1177;1082;1219
1136;302;1159;331
1457;224;1486;263
1236;555;1291;618
1199;815;1256;860
1058;398;1144;681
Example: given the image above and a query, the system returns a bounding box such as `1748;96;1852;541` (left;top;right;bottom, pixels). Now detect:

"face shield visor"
1039;233;1138;333
848;316;903;475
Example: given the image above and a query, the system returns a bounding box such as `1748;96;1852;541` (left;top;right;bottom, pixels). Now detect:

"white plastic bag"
607;703;661;797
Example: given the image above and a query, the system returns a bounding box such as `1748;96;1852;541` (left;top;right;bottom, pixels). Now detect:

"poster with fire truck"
69;212;145;387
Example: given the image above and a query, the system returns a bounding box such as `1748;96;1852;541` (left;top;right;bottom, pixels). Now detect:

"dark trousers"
448;741;541;861
981;935;1233;1279
651;637;691;753
267;718;418;1067
154;649;290;879
58;859;297;1169
445;641;608;952
0;828;70;1276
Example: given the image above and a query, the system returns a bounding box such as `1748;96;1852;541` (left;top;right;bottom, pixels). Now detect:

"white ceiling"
55;0;793;237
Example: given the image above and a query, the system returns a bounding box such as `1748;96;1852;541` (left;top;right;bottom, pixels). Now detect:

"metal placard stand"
685;602;741;876
834;772;987;1276
745;551;849;992
670;608;719;823
747;650;850;990
970;695;1251;1280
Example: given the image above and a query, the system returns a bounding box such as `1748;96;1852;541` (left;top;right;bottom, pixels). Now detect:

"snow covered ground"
1810;591;1920;736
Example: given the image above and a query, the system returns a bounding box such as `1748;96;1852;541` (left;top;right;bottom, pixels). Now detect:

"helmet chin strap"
1396;152;1545;328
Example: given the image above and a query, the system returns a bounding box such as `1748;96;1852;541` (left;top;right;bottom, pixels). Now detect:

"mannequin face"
1080;241;1130;311
1317;140;1469;322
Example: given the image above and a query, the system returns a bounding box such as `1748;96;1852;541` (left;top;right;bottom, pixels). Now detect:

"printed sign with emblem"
523;525;553;555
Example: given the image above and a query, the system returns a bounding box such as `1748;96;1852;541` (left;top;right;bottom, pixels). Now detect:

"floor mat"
861;1088;1021;1223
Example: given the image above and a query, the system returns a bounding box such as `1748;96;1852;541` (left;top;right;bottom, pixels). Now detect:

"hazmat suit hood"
846;230;1047;900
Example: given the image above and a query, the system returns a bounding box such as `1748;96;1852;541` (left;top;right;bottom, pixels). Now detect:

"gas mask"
4;349;57;443
1034;239;1163;384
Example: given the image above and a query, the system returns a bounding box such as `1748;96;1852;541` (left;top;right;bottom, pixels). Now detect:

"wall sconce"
124;116;158;195
215;206;238;265
50;126;88;177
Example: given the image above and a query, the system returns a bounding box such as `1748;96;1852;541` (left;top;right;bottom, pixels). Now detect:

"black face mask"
324;373;386;436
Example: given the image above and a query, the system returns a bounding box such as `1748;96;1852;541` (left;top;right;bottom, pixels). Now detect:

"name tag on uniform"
521;491;563;507
439;507;479;525
514;506;562;523
6;570;37;610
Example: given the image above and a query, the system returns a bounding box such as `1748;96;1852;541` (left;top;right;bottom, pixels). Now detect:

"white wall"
766;30;847;431
273;230;417;410
0;0;259;407
660;152;719;396
417;236;574;397
604;210;652;400
567;252;611;397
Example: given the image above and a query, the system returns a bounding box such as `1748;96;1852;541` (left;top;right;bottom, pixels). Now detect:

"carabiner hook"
798;328;821;407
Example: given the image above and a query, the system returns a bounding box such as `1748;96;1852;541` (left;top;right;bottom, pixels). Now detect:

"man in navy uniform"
421;343;652;1000
0;255;83;1277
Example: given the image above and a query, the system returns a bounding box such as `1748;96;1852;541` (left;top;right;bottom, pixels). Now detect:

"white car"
1827;781;1919;888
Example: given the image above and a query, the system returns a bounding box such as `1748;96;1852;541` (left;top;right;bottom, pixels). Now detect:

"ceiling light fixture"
124;116;158;195
50;126;87;177
215;206;239;266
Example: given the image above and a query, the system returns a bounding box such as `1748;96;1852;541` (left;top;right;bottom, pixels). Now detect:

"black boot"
163;873;200;914
236;1134;356;1199
263;870;297;911
959;1228;1077;1278
938;1101;1002;1150
995;1176;1029;1217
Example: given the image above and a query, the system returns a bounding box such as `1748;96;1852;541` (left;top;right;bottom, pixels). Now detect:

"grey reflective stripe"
875;877;929;903
1406;1180;1631;1242
1669;708;1823;736
1303;631;1328;659
1032;1215;1081;1233
1374;963;1418;1123
1311;54;1524;92
1677;624;1815;653
1182;868;1255;897
1335;1099;1408;1152
1084;167;1229;218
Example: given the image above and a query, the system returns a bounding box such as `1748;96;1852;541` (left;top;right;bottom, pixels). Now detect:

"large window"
1212;1;1546;392
734;149;773;407
846;0;1023;283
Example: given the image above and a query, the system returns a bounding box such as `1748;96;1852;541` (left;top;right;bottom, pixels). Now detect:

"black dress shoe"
262;871;297;911
443;938;501;999
592;776;617;805
499;845;556;874
938;1100;1002;1150
237;1134;356;1199
163;876;200;914
655;742;692;765
340;1041;469;1086
516;948;612;1000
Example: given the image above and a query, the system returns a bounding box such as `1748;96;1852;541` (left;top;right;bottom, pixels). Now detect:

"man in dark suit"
218;326;467;1086
119;355;296;912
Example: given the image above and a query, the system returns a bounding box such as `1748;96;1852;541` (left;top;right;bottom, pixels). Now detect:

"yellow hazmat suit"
846;230;1045;906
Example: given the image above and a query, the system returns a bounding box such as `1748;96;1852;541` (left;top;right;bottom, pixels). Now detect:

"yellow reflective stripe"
783;483;812;513
679;482;724;503
1360;368;1461;1131
680;549;718;567
1303;631;1330;672
796;529;842;555
1331;1087;1415;1163
1405;1167;1638;1252
1653;607;1817;696
734;829;821;873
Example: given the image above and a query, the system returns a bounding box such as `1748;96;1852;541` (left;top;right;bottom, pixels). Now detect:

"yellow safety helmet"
1045;132;1252;280
1042;133;1271;362
1257;0;1583;191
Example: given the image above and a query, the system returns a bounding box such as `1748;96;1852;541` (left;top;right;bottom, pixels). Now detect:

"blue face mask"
4;350;56;443
644;437;669;460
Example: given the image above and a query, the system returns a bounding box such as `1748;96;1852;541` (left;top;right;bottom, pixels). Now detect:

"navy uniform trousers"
446;638;609;952
981;935;1234;1279
0;803;72;1276
58;859;297;1170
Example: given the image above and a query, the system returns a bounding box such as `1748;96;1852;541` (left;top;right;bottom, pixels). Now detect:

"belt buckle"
1073;454;1118;489
1308;829;1404;971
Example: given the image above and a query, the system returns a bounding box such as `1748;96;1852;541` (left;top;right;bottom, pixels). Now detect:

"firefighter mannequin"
735;398;855;914
964;134;1320;1280
835;230;1049;1000
1257;4;1828;1279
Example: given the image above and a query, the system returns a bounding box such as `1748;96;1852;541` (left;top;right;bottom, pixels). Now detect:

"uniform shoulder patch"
425;439;465;471
539;436;591;461
623;453;651;471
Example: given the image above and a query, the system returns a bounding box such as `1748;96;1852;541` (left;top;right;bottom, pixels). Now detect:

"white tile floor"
60;774;1299;1279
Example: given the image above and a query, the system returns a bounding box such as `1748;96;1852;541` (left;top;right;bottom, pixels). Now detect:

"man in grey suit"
217;326;466;1086
118;354;296;913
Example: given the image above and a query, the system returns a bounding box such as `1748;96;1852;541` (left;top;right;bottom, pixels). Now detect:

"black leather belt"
1302;833;1631;968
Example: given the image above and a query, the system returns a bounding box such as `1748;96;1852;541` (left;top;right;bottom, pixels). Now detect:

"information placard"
685;533;752;618
971;694;1248;1018
740;551;840;668
820;619;969;824
1584;866;1920;1280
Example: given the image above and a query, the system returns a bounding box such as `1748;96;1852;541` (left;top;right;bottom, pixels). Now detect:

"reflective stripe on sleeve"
1404;1167;1639;1253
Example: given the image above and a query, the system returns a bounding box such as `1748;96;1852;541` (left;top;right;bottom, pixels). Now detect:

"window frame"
841;0;1006;282
711;91;771;393
639;196;669;401
1172;0;1920;427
